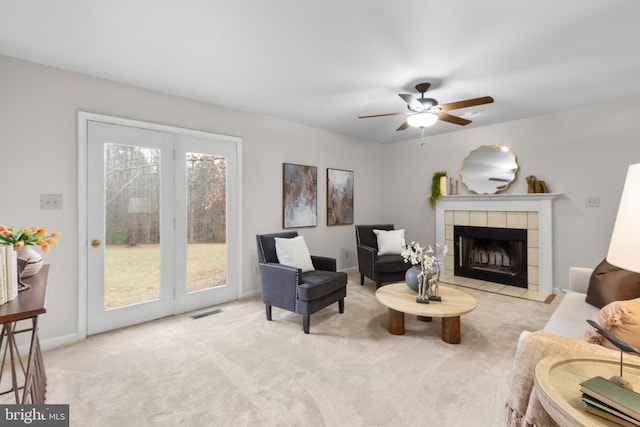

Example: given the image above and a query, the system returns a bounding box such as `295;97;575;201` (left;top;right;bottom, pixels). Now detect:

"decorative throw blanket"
504;330;617;427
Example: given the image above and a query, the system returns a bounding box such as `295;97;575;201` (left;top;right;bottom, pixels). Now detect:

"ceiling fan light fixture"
407;112;438;128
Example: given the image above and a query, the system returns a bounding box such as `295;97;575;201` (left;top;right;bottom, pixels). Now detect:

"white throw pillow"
373;229;405;255
275;236;315;273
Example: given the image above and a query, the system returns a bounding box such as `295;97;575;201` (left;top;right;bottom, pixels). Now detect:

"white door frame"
77;111;243;339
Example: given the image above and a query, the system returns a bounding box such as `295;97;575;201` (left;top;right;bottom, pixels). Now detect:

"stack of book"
0;245;19;305
581;376;640;426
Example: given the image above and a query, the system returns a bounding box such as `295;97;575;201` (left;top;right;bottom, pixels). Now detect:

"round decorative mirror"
460;144;519;194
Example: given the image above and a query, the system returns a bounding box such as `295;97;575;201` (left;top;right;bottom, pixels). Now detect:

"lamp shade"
406;112;438;128
606;163;640;273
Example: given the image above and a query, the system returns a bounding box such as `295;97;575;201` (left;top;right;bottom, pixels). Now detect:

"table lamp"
606;163;640;274
591;163;640;389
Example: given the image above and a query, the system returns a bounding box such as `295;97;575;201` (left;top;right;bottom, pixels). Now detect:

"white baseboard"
10;332;82;358
241;289;261;299
40;333;82;351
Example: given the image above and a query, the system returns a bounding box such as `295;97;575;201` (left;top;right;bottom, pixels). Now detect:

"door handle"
91;239;101;248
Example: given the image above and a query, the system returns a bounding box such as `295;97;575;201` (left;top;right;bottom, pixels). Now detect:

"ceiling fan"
358;83;494;131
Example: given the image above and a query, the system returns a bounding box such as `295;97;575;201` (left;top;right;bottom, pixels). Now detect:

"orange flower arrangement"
0;225;60;252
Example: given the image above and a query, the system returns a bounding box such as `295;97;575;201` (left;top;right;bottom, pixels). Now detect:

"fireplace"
454;225;528;288
435;194;559;294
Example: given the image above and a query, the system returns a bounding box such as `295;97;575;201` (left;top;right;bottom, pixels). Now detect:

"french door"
82;115;240;335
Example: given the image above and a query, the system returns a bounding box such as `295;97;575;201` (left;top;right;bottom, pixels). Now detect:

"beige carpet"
43;274;557;426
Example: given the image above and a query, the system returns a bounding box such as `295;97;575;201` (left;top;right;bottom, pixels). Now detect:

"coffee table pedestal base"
441;317;461;344
386;308;461;344
388;308;404;335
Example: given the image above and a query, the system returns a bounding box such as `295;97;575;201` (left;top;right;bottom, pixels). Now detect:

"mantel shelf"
439;193;562;202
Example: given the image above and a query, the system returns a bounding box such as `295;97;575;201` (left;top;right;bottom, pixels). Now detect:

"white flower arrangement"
400;239;425;266
400;239;447;277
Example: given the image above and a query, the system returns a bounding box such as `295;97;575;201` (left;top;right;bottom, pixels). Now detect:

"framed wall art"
283;163;318;228
327;168;354;226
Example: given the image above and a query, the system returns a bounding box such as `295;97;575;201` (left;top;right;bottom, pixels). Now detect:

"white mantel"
435;193;561;294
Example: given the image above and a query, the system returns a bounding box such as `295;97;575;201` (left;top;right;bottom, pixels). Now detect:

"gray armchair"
256;231;347;334
355;224;412;288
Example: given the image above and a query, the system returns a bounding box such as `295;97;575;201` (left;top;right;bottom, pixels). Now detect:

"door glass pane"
186;152;227;292
104;143;161;309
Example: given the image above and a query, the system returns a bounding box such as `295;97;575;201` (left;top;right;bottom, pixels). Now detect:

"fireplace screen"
454;225;528;288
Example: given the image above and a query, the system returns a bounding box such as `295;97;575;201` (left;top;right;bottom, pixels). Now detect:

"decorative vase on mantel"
16;245;44;278
405;265;423;293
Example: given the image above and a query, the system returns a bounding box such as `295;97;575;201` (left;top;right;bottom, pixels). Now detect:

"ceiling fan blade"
358;112;403;119
438;112;472;126
399;94;423;111
396;121;409;131
439;96;494;111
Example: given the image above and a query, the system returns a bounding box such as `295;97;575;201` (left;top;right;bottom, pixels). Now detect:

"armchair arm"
311;255;337;272
356;244;377;276
258;262;301;312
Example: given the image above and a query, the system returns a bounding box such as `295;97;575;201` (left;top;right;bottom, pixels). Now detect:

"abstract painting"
327;168;354;226
283;163;317;228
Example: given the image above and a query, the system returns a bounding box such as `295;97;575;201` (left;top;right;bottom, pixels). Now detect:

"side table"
0;264;49;404
534;354;640;427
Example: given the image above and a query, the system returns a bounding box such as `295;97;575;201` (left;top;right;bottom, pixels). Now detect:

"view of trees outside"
103;143;226;308
185;152;227;292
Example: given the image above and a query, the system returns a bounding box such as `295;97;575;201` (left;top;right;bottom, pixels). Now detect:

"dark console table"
0;264;48;403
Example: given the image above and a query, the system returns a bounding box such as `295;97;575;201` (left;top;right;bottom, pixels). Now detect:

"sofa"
505;266;638;427
526;267;599;341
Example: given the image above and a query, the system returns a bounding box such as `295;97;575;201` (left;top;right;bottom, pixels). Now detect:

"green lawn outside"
104;243;226;308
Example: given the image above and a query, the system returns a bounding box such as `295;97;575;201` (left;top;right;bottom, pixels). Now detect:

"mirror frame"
459;144;519;195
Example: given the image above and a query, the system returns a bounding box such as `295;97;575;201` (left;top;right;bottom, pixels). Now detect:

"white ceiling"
2;1;640;143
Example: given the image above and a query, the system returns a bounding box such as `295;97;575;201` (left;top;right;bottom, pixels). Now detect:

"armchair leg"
360;274;365;286
265;304;272;321
338;298;344;313
303;315;310;334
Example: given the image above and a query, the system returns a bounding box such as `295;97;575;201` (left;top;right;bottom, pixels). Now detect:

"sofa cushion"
581;298;640;351
544;291;601;339
585;259;640;308
373;229;405;255
275;235;315;273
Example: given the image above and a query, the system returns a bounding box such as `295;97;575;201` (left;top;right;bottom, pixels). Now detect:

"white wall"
3;52;640;347
380;96;640;289
0;55;385;347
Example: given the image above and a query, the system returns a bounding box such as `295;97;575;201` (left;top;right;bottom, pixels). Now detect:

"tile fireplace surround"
435;193;560;295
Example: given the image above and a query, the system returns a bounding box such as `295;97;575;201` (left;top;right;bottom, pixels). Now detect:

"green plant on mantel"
430;171;447;207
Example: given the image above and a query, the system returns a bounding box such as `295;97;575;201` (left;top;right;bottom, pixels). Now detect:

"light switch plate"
40;194;63;210
585;196;600;208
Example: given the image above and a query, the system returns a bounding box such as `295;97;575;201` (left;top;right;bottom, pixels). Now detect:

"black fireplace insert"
454;225;528;288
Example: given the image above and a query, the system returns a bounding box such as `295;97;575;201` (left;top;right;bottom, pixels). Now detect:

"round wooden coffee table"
375;282;476;344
